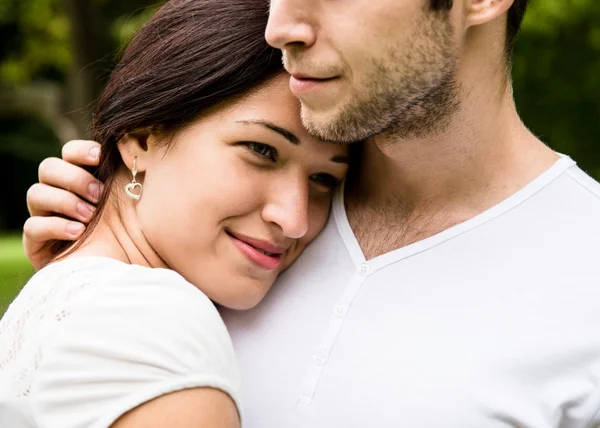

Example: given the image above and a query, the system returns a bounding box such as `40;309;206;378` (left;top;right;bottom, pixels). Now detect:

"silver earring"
125;157;142;201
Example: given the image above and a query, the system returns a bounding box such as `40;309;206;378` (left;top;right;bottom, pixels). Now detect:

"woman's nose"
261;177;309;239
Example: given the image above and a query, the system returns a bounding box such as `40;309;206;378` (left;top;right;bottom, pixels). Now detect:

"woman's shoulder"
71;258;231;349
1;257;239;428
3;256;225;348
35;257;237;373
56;256;216;308
31;256;232;355
18;256;219;320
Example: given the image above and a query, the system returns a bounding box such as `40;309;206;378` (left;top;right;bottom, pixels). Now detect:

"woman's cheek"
281;197;332;270
308;197;334;237
210;156;266;203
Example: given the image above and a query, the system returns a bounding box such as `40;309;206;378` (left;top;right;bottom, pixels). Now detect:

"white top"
222;155;600;428
0;258;240;428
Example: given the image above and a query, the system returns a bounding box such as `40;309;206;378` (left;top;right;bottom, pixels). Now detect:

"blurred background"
0;0;599;315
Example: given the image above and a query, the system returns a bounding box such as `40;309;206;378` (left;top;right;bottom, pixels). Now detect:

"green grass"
0;234;35;316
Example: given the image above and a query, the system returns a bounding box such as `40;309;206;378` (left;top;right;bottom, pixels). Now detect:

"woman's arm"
111;388;239;428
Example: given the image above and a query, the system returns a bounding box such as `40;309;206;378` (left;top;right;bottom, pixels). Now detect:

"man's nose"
266;0;317;51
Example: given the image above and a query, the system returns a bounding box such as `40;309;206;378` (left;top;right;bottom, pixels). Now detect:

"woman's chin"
205;277;275;311
214;290;269;311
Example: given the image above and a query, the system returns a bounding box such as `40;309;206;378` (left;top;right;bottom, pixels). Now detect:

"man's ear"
465;0;514;28
117;130;152;172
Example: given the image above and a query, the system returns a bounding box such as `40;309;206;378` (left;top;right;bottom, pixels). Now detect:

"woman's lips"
226;231;283;271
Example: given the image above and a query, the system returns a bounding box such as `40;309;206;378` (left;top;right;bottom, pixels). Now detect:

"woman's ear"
465;0;514;28
117;130;152;172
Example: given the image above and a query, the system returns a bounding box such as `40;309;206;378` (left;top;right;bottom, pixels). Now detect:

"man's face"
266;0;461;143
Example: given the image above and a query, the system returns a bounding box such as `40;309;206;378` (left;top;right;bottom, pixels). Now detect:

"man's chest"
346;201;473;260
221;221;600;428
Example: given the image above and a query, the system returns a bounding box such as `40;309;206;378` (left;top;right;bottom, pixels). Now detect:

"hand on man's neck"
346;60;559;260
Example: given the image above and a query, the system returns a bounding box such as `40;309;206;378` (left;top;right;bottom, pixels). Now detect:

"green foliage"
513;0;600;178
0;0;160;85
0;235;34;316
0;116;61;161
111;4;161;47
0;0;71;83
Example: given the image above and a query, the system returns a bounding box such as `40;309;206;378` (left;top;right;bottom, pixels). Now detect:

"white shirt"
222;155;600;428
0;258;240;428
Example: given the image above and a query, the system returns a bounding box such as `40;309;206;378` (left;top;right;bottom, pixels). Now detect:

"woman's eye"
310;173;341;191
245;142;277;162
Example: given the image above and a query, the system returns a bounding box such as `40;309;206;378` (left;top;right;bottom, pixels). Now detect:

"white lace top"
0;257;240;428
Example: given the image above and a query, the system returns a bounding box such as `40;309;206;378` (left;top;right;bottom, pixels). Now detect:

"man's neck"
346;75;559;260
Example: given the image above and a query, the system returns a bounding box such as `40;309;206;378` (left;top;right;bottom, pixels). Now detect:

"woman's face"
135;75;349;309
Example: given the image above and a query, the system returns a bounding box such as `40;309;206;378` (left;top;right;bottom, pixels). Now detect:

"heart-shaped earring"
125;157;143;201
125;182;142;200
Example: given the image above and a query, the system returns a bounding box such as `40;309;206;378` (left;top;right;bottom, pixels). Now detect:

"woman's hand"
23;140;103;270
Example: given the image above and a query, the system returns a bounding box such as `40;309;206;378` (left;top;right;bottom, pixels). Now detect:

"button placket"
296;265;373;409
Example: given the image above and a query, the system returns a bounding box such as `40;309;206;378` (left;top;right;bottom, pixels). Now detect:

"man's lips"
289;75;339;95
291;72;336;80
226;230;286;271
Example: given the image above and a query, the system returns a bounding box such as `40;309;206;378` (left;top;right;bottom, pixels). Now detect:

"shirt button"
299;395;312;406
358;263;371;276
334;305;347;317
313;352;327;366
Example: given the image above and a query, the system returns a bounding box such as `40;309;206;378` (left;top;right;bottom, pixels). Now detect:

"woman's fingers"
61;140;102;166
38;157;103;204
26;183;96;222
22;140;102;270
23;217;85;270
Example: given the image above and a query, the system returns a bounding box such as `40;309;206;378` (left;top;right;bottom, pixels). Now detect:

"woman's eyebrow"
331;155;349;165
237;119;349;164
237;120;299;145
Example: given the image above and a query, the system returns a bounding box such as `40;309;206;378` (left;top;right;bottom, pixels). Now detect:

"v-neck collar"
333;154;576;273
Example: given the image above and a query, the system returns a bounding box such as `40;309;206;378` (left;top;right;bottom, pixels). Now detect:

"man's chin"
300;105;362;144
300;107;376;144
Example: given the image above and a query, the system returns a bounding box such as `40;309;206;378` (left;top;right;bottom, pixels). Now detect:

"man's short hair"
430;0;529;56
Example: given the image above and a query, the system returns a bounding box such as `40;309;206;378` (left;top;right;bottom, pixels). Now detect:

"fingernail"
89;146;100;161
88;182;101;200
66;222;84;237
76;201;96;219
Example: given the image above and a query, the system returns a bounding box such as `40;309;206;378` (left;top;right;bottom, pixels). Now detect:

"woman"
0;0;349;426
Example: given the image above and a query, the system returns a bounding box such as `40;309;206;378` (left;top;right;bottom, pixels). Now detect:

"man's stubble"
301;11;460;144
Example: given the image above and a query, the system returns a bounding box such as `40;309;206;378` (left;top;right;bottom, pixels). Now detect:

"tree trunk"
0;83;79;144
62;0;112;138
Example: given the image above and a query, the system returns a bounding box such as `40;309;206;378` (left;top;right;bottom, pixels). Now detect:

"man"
22;0;600;427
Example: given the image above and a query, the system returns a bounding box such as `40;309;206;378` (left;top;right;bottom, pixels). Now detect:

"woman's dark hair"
53;0;283;257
